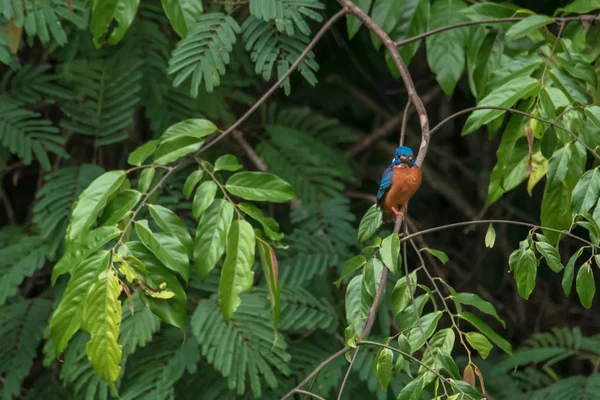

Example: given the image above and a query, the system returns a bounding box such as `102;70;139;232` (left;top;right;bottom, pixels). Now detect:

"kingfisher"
377;146;422;221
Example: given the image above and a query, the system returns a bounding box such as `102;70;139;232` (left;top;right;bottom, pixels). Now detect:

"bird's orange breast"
383;166;422;213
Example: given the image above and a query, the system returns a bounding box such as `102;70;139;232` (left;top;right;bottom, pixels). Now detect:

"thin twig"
400;219;594;247
198;8;347;156
399;100;411;146
116;166;177;246
394;15;600;47
430;105;600;160
406;225;473;366
0;184;16;225
540;21;565;88
337;347;359;400
232;130;268;172
403;224;448;397
294;389;326;400
281;347;350;400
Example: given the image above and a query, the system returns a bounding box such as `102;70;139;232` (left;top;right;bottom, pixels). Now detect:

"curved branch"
198;8;347;155
337;0;431;167
394;15;600;47
400;219;594;247
430;105;600;160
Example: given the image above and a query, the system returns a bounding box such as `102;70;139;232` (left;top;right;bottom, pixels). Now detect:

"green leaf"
345;275;370;340
67;171;126;243
459;311;512;355
238;202;283;241
541;184;573;245
465;332;493;360
485;224;496;248
408;311;443;352
363;258;384;298
128;242;187;329
214;154;243;172
134;220;189;282
558;0;600;15
194;199;234;279
154;136;205;165
128;140;157;166
99;190;142;226
396;377;423;400
225;172;295;202
576;263;595;309
148;204;193;258
418;328;455;375
347;0;372;39
335;255;367;287
380;233;400;273
358;204;382;242
535;242;564;273
572;169;600;213
450;292;505;328
550;68;587;104
392;271;417;317
52;227;121;284
426;0;468;96
160;119;217;143
462;76;538;135
425;248;449;264
515;248;537;299
562;248;583;296
505;15;554;41
256;232;280;328
83;269;122;385
398;293;429;331
50;251;111;356
192;181;218;219
380;0;429;66
183;169;203;200
138;167;155;193
91;0;140;47
375;348;393;389
219;220;256;322
160;0;203;38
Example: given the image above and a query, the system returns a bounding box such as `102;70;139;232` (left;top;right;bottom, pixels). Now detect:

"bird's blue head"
394;146;416;166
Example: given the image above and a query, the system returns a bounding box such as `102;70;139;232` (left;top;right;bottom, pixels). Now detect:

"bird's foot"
391;206;405;218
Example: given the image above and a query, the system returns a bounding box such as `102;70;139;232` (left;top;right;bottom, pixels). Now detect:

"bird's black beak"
399;156;413;165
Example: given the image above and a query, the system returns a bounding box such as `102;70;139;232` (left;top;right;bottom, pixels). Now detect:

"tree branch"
337;0;431;167
394;15;600;47
337;347;359;400
198;8;347;155
400;218;594;247
430;105;600;160
232;130;268;172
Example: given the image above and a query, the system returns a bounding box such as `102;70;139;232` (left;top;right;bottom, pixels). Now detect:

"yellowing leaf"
83;269;122;385
219;220;255;322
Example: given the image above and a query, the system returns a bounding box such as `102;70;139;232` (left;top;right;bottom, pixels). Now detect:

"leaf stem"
394;15;600;47
400;219;595;248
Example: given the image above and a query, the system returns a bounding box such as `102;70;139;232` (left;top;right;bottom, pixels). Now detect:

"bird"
377;146;422;221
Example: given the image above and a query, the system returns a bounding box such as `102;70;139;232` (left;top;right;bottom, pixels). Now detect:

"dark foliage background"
1;0;600;398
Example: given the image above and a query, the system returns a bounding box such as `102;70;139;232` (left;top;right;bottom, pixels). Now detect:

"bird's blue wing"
377;166;394;201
